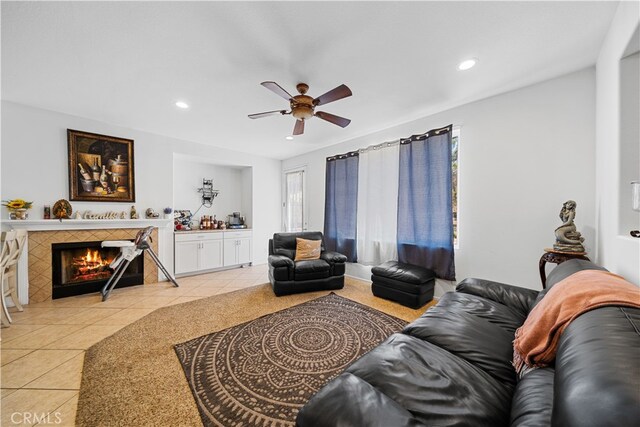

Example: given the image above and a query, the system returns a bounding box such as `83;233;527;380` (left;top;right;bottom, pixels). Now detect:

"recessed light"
175;101;189;109
285;136;294;140
458;58;478;71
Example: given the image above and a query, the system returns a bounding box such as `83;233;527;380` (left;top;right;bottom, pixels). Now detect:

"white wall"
172;156;250;225
1;101;282;271
283;69;597;293
595;1;640;285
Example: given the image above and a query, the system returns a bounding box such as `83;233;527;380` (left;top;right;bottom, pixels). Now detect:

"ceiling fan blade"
248;110;287;119
315;111;351;128
293;119;305;136
261;81;293;101
313;84;352;106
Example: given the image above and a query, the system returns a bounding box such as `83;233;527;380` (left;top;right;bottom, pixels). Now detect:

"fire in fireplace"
68;248;115;283
52;241;144;299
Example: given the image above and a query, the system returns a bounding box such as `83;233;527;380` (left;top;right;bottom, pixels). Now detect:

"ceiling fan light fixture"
249;81;352;136
175;101;190;109
458;58;478;71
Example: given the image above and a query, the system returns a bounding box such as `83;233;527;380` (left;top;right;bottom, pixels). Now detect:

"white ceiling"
1;1;618;160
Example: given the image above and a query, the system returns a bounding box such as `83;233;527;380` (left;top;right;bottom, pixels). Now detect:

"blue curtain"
324;152;359;261
397;125;455;280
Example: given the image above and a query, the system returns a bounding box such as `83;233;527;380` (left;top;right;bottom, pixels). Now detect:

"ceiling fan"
248;81;352;136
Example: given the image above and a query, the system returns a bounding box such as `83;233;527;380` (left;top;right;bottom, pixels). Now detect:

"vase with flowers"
3;199;33;220
163;207;173;220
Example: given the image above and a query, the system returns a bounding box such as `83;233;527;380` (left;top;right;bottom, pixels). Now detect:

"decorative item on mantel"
145;208;160;219
82;211;125;220
3;199;33;220
52;199;72;220
163;207;173;220
553;200;585;253
130;205;139;219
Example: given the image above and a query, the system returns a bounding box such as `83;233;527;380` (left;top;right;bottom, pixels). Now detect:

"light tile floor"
0;264;269;426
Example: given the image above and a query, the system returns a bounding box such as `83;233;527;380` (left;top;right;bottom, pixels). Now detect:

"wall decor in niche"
67;129;135;202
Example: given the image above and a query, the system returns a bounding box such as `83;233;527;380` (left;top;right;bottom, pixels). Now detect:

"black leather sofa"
297;260;640;426
268;232;347;296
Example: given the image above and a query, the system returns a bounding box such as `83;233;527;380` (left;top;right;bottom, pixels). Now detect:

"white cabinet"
174;241;199;274
200;239;224;271
174;230;252;275
174;232;224;275
223;231;253;267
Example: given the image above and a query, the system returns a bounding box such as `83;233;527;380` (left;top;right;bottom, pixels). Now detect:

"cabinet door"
175;241;200;274
223;239;238;266
200;240;223;270
237;238;252;265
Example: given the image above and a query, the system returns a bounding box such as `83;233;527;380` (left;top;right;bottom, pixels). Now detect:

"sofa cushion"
296;373;421;427
371;261;435;285
403;294;519;388
343;333;512;426
294;259;330;281
510;368;554;427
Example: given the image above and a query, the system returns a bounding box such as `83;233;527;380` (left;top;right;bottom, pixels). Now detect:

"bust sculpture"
553;200;585;253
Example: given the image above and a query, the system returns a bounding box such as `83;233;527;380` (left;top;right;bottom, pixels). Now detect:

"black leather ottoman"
371;261;436;308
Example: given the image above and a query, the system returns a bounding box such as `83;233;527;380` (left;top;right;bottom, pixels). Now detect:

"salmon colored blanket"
513;269;640;376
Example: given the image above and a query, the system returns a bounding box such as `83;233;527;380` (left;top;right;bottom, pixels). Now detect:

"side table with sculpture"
539;200;589;288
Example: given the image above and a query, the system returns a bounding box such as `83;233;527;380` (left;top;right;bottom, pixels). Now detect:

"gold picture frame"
67;129;135;202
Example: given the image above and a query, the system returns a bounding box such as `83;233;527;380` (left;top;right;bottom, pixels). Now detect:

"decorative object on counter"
145;208;160;219
553;200;585;253
74;212;83;219
52;199;72;220
44;205;51;219
67;129;135;202
227;212;248;229
174;210;193;231
197;179;219;208
219;220;226;230
130;206;139;219
3;199;33;220
163;207;173;219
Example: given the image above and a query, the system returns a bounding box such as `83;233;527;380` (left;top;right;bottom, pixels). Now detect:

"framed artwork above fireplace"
67;129;136;202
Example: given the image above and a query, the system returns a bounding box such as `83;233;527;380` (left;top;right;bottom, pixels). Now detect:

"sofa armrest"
456;278;539;316
320;251;347;264
268;254;294;268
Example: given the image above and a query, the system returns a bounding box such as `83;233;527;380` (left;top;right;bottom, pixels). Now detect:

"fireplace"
51;241;144;299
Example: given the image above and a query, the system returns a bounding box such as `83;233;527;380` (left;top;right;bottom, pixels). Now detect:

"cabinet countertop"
174;228;252;234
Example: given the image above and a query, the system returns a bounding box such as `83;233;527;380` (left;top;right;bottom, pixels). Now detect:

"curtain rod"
327;124;458;161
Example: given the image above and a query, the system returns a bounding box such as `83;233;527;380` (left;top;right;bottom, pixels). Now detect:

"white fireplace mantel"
4;218;173;232
3;218;174;305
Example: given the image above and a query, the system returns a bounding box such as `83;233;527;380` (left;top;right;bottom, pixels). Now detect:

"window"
283;168;306;232
452;128;460;246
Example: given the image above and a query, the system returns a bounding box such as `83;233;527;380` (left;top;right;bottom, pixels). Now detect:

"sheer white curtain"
356;144;399;265
285;170;304;232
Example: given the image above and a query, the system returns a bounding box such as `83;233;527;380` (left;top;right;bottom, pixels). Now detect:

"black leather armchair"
268;232;347;296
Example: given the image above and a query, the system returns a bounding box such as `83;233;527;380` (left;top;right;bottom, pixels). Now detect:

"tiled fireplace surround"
27;228;159;303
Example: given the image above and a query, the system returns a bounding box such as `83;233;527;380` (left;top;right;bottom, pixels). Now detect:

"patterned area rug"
174;292;406;426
